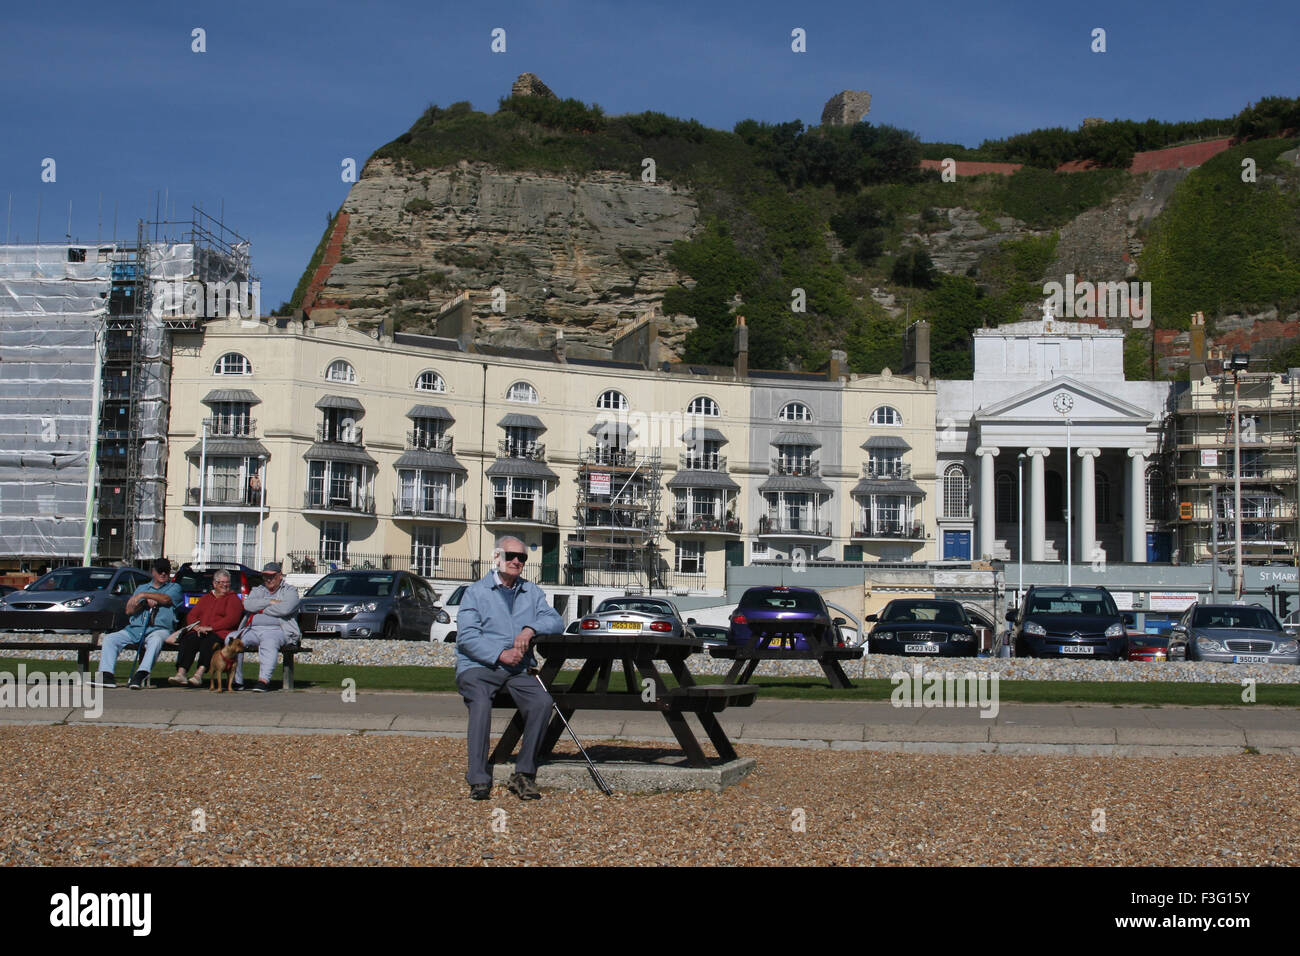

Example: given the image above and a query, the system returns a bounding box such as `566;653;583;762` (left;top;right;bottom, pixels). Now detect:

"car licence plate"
1060;645;1094;655
1234;655;1269;664
905;643;939;653
317;623;340;633
610;621;640;630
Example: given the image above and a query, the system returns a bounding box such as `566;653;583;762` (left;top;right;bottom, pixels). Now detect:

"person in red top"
164;570;246;686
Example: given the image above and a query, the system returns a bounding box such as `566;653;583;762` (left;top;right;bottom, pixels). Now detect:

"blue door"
1147;532;1172;563
943;530;971;560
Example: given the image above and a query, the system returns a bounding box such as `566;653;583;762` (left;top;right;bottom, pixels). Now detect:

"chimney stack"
553;328;567;362
733;315;748;379
902;320;931;381
1189;311;1207;381
827;349;847;381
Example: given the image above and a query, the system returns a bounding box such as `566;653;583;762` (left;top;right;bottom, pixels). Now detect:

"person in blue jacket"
456;535;563;800
95;557;184;689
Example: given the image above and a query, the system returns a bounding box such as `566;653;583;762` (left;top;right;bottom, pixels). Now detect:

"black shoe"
127;670;148;690
230;682;243;692
507;772;541;801
251;680;270;693
92;672;117;689
469;783;492;801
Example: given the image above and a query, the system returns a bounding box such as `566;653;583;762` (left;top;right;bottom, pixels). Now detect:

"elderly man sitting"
230;561;301;692
95;558;183;689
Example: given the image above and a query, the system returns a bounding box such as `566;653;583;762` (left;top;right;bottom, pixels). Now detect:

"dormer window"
779;402;811;422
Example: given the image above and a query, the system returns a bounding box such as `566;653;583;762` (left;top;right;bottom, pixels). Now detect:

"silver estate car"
1172;603;1299;665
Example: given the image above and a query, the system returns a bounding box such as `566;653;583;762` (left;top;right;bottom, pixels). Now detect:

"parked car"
1008;585;1127;659
1282;609;1300;638
728;586;842;650
300;570;439;640
1172;603;1299;665
171;562;263;625
1125;633;1177;662
430;584;467;643
577;596;695;639
0;566;152;632
689;623;730;646
866;599;980;657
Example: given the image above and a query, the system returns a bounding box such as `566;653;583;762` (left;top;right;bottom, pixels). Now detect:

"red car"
1125;632;1173;662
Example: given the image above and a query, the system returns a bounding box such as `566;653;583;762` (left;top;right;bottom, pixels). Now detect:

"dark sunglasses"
503;551;528;563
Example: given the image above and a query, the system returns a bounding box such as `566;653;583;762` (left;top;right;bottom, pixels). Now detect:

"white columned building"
935;319;1172;567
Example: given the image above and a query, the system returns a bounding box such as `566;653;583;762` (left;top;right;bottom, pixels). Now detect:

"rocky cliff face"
315;158;701;355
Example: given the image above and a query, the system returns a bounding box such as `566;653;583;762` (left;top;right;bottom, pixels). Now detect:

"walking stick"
529;667;613;796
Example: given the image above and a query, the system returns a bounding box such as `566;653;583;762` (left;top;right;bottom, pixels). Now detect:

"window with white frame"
506;381;538;403
779;401;811;422
687;396;719;417
206;458;243;504
778;445;815;474
868;449;904;478
870;405;902;426
320;522;349;563
415;370;446;392
411;527;440;576
410;416;445;449
685;439;721;470
675;540;705;574
596;390;627;410
943;464;970;518
213;352;252;375
326;360;356;384
208;401;252;437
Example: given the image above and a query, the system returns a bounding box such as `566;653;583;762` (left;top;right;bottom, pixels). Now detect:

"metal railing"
316;423;364;445
303;491;377;514
203;416;257;438
771;459;819;476
679;453;727;471
406;432;453;453
666;515;743;534
756;516;831;536
863;461;911;479
392;497;466;520
186;487;267;507
498;440;546;461
580;510;657;531
851;522;926;539
285;551;482;581
581;447;642;467
484;503;558;525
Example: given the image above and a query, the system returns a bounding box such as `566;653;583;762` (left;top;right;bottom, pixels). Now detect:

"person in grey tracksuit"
455;536;563;799
231;561;301;691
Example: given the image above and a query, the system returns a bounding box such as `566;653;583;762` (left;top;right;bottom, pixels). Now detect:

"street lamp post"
197;418;208;568
255;454;267;568
1065;417;1072;586
1226;353;1250;600
1017;452;1026;606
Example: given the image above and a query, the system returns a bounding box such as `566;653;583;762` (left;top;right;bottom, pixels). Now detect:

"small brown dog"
209;637;245;693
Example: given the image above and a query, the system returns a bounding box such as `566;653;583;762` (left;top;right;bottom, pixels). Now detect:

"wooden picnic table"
708;633;863;690
489;633;757;769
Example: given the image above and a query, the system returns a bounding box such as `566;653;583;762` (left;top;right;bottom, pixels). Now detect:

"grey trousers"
456;666;554;786
236;625;287;684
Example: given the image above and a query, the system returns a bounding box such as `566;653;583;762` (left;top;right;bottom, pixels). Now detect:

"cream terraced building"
163;310;938;593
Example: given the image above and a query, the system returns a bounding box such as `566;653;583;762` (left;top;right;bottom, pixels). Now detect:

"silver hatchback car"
1172;603;1299;665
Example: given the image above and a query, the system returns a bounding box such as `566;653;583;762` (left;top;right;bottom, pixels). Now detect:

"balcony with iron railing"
851;521;926;540
303;490;377;515
185;486;267;509
665;514;743;535
406;432;453;453
285;551;483;580
863;460;911;480
203;416;257;438
392;496;466;521
498;439;546;461
678;453;728;472
580;509;657;532
756;515;831;537
770;458;819;477
580;447;643;468
316;423;364;445
485;502;558;525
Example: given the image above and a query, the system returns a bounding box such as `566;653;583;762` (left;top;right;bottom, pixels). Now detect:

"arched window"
687;396;719;417
415;370;446;393
1095;472;1111;524
870;406;902;426
943;464;970;518
779;401;811;422
596;390;627;410
325;360;356;384
506;381;538;404
995;472;1018;523
1045;472;1064;522
213;352;252;375
1146;466;1165;522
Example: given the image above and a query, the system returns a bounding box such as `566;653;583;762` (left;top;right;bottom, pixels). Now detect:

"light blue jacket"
125;581;184;637
455;572;564;676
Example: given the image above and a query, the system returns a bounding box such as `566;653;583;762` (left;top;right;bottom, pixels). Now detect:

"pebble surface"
5;635;1298;683
2;726;1294;866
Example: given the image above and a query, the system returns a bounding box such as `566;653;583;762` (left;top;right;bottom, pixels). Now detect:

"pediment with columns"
971;376;1158;451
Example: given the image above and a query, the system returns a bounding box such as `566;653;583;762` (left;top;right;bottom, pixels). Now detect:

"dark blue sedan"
866;599;980;657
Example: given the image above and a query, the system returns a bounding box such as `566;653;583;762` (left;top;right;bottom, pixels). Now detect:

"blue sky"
2;0;1295;307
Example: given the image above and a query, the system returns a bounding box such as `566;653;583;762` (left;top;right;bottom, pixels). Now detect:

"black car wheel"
382;617;399;641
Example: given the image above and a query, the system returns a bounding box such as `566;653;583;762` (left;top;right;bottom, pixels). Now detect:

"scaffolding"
0;206;253;569
566;446;664;590
1171;371;1300;565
